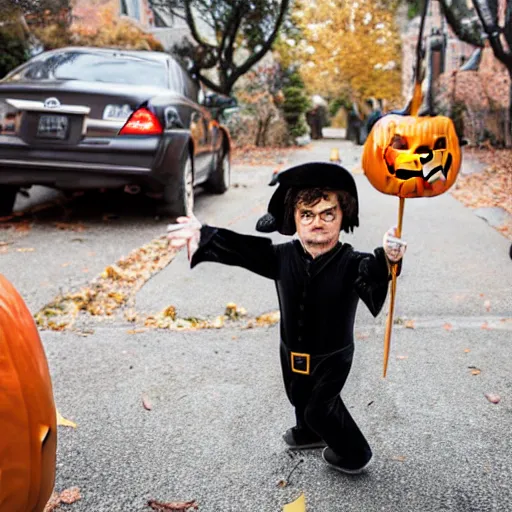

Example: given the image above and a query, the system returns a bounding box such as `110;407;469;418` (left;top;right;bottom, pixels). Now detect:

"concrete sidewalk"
41;140;511;512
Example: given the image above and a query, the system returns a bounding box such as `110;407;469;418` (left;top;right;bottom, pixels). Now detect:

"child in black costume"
167;162;406;474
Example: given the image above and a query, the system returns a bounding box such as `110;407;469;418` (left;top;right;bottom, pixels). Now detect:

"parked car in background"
0;47;235;216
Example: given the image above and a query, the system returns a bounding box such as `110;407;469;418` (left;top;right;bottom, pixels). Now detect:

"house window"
121;0;141;21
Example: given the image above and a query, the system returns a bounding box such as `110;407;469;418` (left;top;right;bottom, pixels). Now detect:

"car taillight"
119;108;163;135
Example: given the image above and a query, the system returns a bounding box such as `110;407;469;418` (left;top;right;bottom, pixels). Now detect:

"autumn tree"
292;0;403;104
147;0;290;95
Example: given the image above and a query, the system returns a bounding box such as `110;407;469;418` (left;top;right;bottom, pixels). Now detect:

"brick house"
71;0;209;50
401;0;510;145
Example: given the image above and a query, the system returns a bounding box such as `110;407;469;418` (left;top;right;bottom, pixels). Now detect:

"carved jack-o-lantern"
362;114;462;198
0;274;56;512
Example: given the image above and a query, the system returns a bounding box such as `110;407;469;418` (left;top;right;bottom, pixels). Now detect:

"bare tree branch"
227;0;290;88
439;0;485;47
153;0;289;95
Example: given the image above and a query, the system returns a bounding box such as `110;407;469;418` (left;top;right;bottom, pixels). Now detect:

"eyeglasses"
298;209;337;225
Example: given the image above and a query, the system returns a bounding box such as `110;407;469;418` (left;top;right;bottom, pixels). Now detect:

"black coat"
191;226;395;355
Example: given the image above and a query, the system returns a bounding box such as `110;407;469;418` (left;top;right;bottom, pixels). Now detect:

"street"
1;139;511;512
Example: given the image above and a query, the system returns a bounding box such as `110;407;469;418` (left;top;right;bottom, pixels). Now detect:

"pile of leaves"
144;303;280;331
35;236;176;330
451;149;512;239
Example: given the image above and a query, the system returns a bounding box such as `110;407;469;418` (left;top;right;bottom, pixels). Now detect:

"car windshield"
12;52;168;88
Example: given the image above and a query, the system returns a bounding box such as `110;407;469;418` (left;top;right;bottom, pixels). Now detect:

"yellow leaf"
283;493;306;512
404;319;416;329
56;410;77;428
255;310;280;326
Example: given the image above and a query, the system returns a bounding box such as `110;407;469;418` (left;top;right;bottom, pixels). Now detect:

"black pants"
280;342;372;467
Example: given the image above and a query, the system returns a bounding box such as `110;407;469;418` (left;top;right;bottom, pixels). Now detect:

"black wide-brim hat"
255;162;359;235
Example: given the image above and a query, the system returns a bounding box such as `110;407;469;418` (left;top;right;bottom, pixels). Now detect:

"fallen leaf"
277;479;288;488
283;493;306;512
225;302;247;320
125;309;138;322
391;455;406;462
443;323;453;331
470;369;481;376
484;300;491;312
16;247;35;252
14;222;31;232
44;487;81;511
147;499;198;511
59;487;81;504
484;393;501;404
142;394;152;411
43;492;61;512
481;322;491;330
56;410;77;428
54;222;87;232
212;315;225;328
464;348;471;353
404;319;415;329
254;310;280;326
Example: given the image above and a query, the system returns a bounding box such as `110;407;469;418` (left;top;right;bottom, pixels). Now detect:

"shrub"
0;19;30;78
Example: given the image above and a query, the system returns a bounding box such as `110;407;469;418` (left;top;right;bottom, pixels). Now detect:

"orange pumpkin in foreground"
362;114;462;198
0;274;56;512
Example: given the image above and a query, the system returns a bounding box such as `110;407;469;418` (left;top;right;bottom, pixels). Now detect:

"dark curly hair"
284;187;358;234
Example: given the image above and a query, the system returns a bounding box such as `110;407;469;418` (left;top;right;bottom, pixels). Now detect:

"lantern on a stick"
362;0;463;377
0;274;57;511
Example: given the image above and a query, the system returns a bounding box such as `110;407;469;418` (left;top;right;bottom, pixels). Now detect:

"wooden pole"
382;197;405;378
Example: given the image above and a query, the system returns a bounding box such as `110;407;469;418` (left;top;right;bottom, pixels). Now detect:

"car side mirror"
203;93;237;110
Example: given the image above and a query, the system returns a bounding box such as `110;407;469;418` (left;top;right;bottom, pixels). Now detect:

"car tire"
205;148;230;194
162;155;194;218
0;186;19;217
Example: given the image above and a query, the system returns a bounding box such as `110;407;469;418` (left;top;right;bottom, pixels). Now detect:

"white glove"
383;226;407;263
167;214;202;261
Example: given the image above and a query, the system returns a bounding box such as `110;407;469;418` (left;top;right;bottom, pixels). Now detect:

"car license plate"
37;114;69;140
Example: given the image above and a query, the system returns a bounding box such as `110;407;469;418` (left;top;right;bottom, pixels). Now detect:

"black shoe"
322;447;372;475
283;427;326;450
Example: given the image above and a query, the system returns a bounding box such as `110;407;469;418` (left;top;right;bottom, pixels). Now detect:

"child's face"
294;192;343;255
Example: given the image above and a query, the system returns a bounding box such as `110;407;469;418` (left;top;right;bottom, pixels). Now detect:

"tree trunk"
507;71;512;147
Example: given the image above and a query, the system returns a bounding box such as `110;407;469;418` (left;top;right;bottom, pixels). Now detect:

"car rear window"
10;51;169;88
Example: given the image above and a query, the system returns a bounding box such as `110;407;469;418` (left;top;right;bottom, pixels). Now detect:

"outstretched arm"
167;215;279;280
353;227;407;317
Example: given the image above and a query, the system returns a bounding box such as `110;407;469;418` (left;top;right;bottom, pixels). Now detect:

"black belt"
282;341;354;375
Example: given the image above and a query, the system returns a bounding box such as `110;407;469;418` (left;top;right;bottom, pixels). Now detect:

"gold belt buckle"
291;352;310;375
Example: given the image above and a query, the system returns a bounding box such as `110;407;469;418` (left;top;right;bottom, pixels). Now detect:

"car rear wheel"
162;155;194;218
0;186;19;217
205;149;230;194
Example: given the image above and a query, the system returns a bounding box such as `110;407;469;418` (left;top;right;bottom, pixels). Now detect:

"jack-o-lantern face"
0;274;56;512
362;114;462;198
